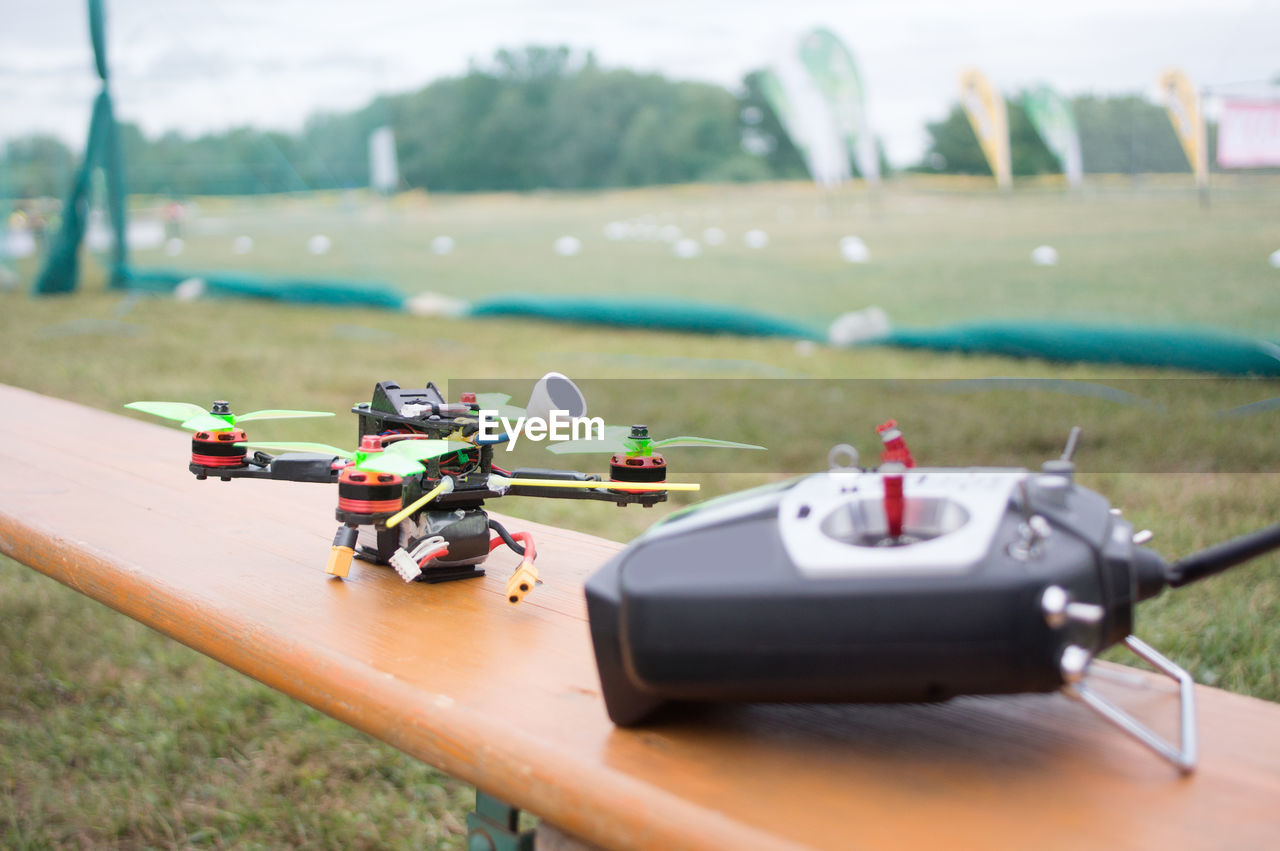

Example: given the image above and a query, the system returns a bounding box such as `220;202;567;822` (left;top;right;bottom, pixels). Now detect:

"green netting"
113;274;1280;375
464;295;1280;376
124;268;405;311
883;322;1280;377
32;0;128;294
467;294;824;339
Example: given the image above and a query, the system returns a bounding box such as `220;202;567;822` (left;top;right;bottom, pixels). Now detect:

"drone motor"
190;427;248;469
335;467;404;522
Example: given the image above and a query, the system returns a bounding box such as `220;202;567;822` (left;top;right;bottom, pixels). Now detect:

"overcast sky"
2;0;1277;166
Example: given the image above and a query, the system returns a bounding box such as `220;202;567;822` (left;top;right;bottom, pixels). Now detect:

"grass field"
89;174;1280;335
2;177;1278;847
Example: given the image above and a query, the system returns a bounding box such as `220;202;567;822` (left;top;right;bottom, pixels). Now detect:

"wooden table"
2;383;1278;849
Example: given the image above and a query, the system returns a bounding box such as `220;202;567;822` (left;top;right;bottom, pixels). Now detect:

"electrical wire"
487;518;527;557
416;546;450;568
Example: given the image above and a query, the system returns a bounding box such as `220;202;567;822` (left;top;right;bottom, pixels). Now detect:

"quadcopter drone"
126;373;762;604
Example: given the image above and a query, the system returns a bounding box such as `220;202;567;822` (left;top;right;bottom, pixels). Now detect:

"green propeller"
125;400;334;432
243;438;472;476
547;424;765;457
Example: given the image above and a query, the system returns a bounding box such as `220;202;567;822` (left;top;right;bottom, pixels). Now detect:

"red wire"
416;546;450;567
513;531;535;562
488;531;535;562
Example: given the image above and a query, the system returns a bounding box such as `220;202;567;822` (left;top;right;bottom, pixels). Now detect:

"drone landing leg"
353;526;401;565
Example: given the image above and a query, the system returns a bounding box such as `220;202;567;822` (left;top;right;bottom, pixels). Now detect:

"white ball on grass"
430;236;455;255
603;222;629;240
405;291;469;317
3;229;35;258
673;238;701;259
173;277;206;302
744;229;769;249
87;225;113;252
308;234;331;255
839;236;869;263
554;236;582;256
1031;245;1058;266
828;306;892;347
232;235;254;255
126;220;165;250
1269;249;1280;269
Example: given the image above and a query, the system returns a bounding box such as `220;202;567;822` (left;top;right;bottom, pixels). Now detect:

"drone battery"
190;428;248;468
419;509;490;564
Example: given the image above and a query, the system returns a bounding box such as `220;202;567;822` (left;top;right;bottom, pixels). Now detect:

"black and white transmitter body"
588;458;1155;721
586;427;1280;773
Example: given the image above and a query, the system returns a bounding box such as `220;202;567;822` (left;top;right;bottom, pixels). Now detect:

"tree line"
1;46;1233;198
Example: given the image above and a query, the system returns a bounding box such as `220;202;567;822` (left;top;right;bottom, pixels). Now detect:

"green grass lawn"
115;175;1280;335
1;177;1278;847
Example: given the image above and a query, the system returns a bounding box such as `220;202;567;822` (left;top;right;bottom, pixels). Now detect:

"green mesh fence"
32;0;128;294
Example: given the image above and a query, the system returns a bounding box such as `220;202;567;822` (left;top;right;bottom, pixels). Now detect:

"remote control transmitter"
587;423;1280;772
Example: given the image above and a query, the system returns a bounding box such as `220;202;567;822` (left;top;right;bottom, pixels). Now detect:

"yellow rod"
502;478;699;492
386;479;451;528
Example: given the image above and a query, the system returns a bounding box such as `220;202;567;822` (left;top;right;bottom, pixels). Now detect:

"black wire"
487;518;525;556
1168;521;1280;588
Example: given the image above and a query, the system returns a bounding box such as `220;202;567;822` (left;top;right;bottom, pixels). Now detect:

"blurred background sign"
367;126;400;195
1023;85;1083;188
958;68;1012;190
1158;68;1208;189
1217;97;1280;168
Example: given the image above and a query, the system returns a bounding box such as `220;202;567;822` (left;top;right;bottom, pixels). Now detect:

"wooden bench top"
2;383;1278;849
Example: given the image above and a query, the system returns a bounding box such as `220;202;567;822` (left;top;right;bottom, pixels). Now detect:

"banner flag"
368;126;399;194
1217;97;1280;168
958;69;1011;189
1023;85;1084;186
1157;69;1207;187
759;62;849;188
796;28;880;185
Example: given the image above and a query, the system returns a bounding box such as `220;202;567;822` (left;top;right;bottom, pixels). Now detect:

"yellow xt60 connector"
325;544;355;578
506;561;539;605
